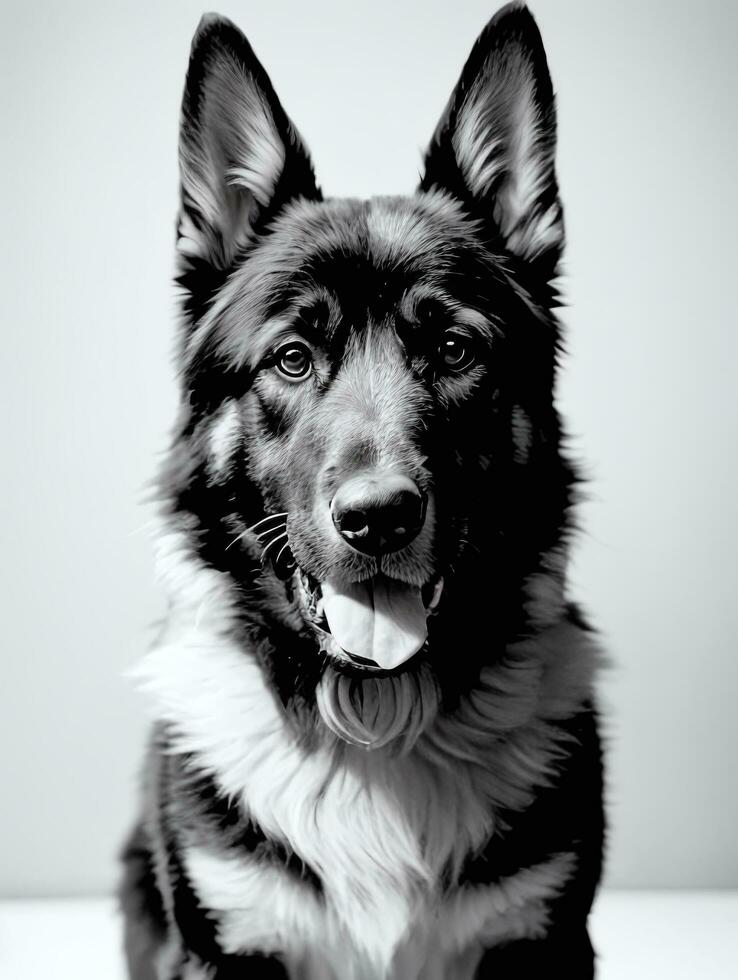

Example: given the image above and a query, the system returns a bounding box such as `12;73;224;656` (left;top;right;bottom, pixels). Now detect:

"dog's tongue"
321;576;427;670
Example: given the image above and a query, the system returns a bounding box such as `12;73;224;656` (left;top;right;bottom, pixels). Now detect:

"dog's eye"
275;342;312;381
438;333;475;372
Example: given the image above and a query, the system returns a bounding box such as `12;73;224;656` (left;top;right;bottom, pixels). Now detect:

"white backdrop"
1;0;736;896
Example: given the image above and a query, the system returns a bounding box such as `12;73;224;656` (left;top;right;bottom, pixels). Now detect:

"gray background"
1;0;736;897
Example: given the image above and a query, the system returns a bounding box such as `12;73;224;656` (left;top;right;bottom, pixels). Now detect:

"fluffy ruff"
128;525;601;977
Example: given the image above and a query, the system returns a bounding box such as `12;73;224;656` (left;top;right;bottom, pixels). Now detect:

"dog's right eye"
437;332;476;373
275;342;313;381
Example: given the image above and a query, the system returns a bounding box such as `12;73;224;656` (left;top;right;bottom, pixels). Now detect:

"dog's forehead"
191;191;502;370
242;191;486;306
295;193;477;273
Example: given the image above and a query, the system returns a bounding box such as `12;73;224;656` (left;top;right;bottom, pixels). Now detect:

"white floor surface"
0;891;736;978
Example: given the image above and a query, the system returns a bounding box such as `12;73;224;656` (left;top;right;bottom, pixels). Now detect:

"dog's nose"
330;472;427;556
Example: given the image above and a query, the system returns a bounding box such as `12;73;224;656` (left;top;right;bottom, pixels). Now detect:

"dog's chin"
294;567;444;751
315;660;441;752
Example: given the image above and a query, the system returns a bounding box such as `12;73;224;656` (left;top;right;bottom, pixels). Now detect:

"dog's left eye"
438;333;475;372
275;342;312;381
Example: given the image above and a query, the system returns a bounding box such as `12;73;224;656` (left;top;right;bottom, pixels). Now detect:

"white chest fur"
134;531;594;975
184;844;574;980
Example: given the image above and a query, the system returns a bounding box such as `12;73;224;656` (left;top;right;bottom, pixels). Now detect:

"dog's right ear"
177;14;320;322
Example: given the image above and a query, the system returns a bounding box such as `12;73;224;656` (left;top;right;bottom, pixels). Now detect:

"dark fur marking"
171;461;262;586
119;823;168;980
175;239;233;332
459;707;605;898
182;338;257;435
175;758;324;893
475;926;595;979
158;751;290;978
465;705;604;979
167;458;328;723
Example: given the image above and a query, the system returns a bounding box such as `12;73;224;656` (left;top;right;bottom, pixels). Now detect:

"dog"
120;3;605;977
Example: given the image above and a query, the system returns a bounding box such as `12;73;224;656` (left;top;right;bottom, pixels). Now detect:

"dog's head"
166;4;575;747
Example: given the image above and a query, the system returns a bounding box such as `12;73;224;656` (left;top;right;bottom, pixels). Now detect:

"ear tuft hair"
177;14;320;324
420;3;563;275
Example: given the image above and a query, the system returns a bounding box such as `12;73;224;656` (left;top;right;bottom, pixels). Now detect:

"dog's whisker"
246;512;288;534
226;513;288;555
273;540;297;580
458;537;482;558
261;531;288;563
274;540;293;567
256;523;287;541
225;529;249;552
256;528;288;552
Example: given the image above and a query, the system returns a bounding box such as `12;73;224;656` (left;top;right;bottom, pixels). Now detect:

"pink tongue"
321;577;428;670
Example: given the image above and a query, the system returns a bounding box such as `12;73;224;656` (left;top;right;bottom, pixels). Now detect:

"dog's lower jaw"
294;564;444;663
292;564;444;750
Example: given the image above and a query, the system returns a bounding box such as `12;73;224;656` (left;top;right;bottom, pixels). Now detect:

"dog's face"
169;5;574;743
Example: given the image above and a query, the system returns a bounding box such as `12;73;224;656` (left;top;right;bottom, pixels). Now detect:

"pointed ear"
420;3;563;273
177;14;320;318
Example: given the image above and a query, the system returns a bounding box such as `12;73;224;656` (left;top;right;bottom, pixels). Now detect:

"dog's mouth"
296;569;444;672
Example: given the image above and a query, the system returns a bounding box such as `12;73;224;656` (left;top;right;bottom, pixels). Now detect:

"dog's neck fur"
133;519;598;971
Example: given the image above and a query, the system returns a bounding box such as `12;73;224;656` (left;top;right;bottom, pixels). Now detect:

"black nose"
331;472;427;556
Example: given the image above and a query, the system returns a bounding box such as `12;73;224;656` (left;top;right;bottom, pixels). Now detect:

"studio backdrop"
1;0;736;897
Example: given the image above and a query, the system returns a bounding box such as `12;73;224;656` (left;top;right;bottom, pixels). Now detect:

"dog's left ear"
177;14;320;320
420;3;562;273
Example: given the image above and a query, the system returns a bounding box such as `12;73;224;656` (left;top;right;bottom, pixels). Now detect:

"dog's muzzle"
292;471;442;672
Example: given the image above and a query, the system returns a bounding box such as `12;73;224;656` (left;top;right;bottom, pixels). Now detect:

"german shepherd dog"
120;3;604;977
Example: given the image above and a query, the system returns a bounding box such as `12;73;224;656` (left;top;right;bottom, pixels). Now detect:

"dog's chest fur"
183;819;572;980
185;843;570;980
136;532;591;977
